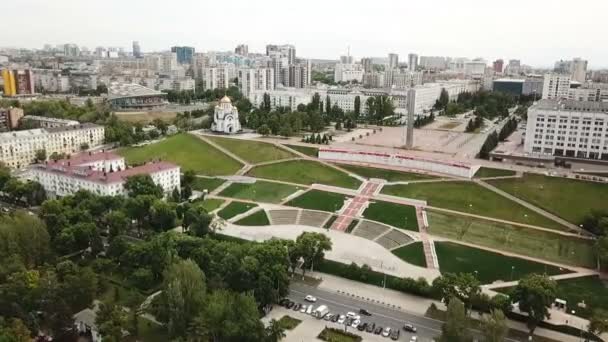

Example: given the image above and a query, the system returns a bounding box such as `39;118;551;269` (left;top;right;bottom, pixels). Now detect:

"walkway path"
416;207;439;269
331;181;381;231
475;179;585;234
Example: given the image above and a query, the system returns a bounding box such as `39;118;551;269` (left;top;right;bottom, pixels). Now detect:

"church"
211;96;241;134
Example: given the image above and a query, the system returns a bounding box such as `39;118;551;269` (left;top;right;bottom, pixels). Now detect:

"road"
288;283;522;342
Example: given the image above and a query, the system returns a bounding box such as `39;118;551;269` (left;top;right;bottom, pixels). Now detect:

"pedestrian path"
331;181;381;231
416;207;439;269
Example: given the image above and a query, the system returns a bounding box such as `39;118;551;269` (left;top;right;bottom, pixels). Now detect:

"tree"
150;200;177;232
588;309;608;337
596;236;608;271
124;175;163;198
152;118;168;135
325;95;331;115
95;301;129;342
35;149;46;162
438;298;471;342
265;319;286;342
480;309;508;342
183;206;212;237
0;318;31;342
293;232;332;277
432;273;481;315
511;274;557;335
435;88;450;110
354;95;361;118
262;93;271;112
160;259;207;338
257;124;271;136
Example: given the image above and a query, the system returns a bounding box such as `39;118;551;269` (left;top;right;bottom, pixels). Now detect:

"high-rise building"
542;74;571;100
0;107;24;131
235;44;249;56
340;55;354;64
288;60;312;88
237;68;275;97
132;41;142;58
419;56;447;71
202;65;236;90
361;58;373;73
408;53;418;71
171;46;195;64
266;44;296;65
63;44;80;57
388;53;399;69
570;58;588;83
2;69;35;96
493;59;504;73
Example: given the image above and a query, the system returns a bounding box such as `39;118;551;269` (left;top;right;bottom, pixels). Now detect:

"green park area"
286;190;348;212
217;201;257;220
191;177;225;193
488;173;608;225
118;133;242;175
234;210;270;226
427;210;595;268
219;181;302;203
198;198;224;212
434;241;569;284
284;144;319;157
207;136;295;163
277;315;302;330
382;181;566;231
248;160;362;189
318;328;362;342
474;167;517;178
337;163;436;182
362;200;418;231
392;242;427;268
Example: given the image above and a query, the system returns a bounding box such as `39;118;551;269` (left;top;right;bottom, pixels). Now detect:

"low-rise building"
21;115;79;128
0;107;24;131
27;151;180;197
107;82;168;111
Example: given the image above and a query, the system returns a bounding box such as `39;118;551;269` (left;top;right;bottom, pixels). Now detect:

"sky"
3;0;608;68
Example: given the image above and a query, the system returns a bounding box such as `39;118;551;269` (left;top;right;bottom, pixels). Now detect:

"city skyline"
3;0;608;68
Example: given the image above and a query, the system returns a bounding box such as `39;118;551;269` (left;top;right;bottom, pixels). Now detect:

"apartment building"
238;68;275;97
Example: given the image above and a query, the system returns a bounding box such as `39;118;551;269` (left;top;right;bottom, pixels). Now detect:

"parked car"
300;305;307;313
331;315;339;323
366;322;376;333
357;322;367;331
403;323;417;333
346;311;357;318
292;303;301;311
324;313;333;321
390;329;400;340
306;305;313;315
382;327;392;337
286;301;294;309
279;298;289;306
359;308;372;316
351;319;360;328
409;337;418;342
337;315;346;324
374;326;383;334
305;295;317;302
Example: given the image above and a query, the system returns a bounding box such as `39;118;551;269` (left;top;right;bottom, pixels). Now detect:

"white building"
542;74;571;100
408;53;418;71
172;78;196;92
524;100;608;160
202;65;236;90
570;58;588;83
22;115;79;128
542;74;608;102
238;68;275;97
27;151;180;197
33;69;70;93
334;63;364;83
419;56;447;71
362;72;385;88
384;70;423;88
388;53;399;69
211;96;241;134
0;123;105;169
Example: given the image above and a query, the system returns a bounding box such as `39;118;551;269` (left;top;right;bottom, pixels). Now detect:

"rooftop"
107;82;165;99
0;128;46;142
532;99;608;113
494;78;525;83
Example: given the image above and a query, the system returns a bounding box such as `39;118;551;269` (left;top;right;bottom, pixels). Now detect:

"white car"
351;319;360;328
346;311;356;318
382;327;392;337
300;305;307;313
409;337;418;342
305;295;317;302
323;313;333;321
306;305;313;315
337;315;346;324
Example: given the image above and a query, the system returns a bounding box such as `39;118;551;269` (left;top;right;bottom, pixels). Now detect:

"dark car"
286;301;294;309
357;322;367;331
359;308;372;316
374;326;383;334
390;329;400;340
331;315;339;323
366;322;375;333
403;323;417;333
292;303;301;311
279;299;289;306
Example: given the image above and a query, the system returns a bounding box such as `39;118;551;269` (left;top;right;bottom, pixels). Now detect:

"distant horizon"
3;0;608;69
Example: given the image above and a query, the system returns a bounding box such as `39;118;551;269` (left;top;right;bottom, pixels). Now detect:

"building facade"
0;107;24;131
171;46;195;64
211;96;241;134
408;53;418;71
2;69;35;96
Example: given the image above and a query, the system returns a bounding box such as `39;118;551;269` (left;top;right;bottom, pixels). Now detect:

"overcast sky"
4;0;607;68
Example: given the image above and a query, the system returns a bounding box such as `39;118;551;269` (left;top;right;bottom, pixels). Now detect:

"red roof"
319;148;471;170
45;151;123;168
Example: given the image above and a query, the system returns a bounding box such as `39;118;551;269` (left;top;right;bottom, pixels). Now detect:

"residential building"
0;107;24;131
2;69;35;96
211;96;240;134
334;63;364;83
0;123;105;169
266;44;296;64
570;58;588;83
235;44;249;56
361;58;373;73
132;41;142;58
161;53;179;73
238;68;275;97
341;55;354;64
493;59;504;73
408;53;418;71
419;56;447;71
171;46;195;64
21;115;79;128
542;74;572;100
388;53;399;69
288;60;312;88
27;151;180;197
384;69;423;88
201;65;235;90
524;100;608;160
362;72;385;88
172;78;196;91
33;69;70;93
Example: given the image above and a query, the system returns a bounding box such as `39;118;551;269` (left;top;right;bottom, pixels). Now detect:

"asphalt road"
288;283;522;342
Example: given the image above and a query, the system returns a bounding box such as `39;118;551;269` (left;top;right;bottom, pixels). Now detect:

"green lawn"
427;210;596;268
286;190;348;212
278;315;302;330
207;136;295;163
318;328;362;342
217;201;257;220
284;144;318;157
382;181;566;231
392;242;427;268
362;200;418;231
435;241;568;284
234;210;270;226
219;181;302;203
198;199;224;212
488;173;608;225
474;167;517;178
337;163;436;182
118;133;242;175
248;160;362;189
191;177;225;193
135;317;169;342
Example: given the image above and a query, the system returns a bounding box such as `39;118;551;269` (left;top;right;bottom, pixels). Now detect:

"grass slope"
338;163;436;181
217;201;257;220
474;167;517;178
382;181;566;231
362;200;419;231
435;241;568;284
392;242;427;268
488;173;608;225
191;177;225;193
286;190;348;212
427;210;595;268
219;181;301;203
234;210;270;226
248;160;362;189
207;136;295;163
284;144;319;157
198;199;224;213
118;133;242;175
